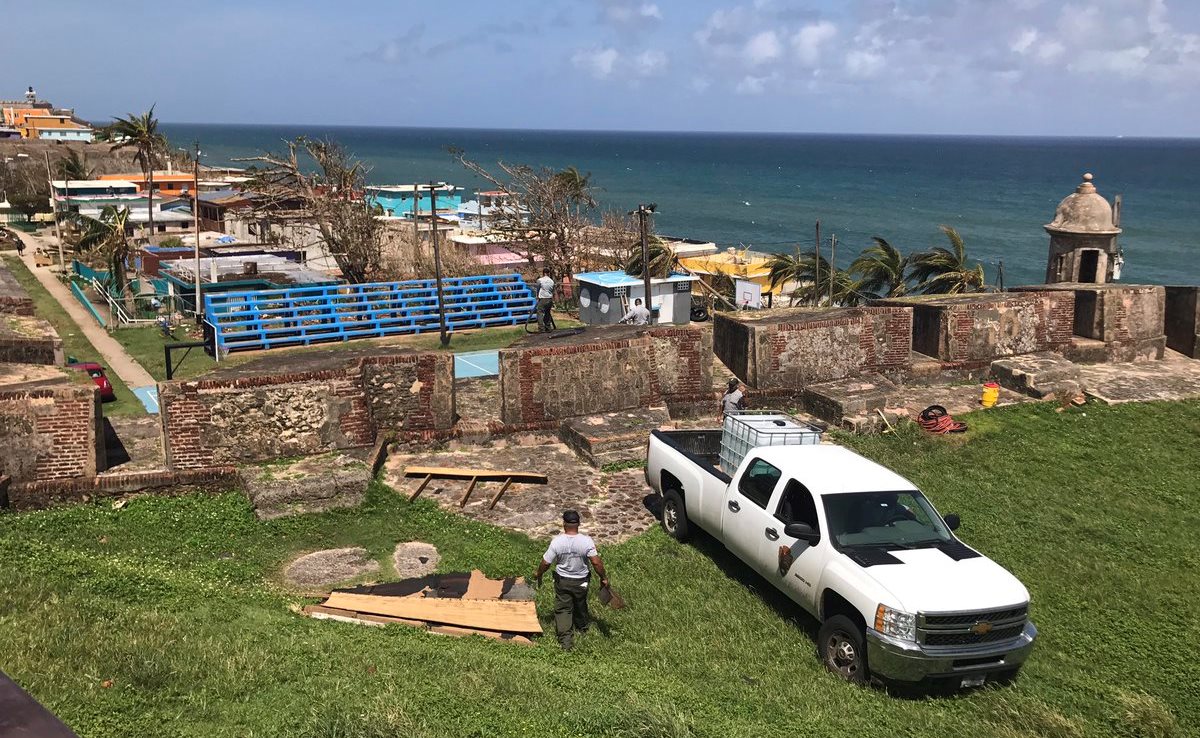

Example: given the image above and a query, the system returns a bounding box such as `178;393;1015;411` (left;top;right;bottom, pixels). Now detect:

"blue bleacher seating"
204;273;536;354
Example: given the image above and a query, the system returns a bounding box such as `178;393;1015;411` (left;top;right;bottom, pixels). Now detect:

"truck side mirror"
943;513;961;531
784;522;820;543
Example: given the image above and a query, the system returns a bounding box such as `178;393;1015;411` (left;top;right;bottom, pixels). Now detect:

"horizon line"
150;121;1200;142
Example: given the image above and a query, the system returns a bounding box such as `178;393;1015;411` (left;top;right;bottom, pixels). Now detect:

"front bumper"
865;621;1037;684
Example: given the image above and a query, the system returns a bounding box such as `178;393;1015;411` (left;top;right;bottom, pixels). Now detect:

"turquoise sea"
161;124;1200;287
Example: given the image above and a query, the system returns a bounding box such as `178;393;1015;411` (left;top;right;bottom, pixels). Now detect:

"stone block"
239;452;370;520
1164;286;1200;358
284;546;380;589
990;352;1082;398
559;407;670;468
802;374;897;425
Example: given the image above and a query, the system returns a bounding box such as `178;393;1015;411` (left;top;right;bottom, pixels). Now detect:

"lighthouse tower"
1043;173;1122;284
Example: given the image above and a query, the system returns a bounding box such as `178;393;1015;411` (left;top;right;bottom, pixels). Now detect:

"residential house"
98;171;197;197
365;184;460;219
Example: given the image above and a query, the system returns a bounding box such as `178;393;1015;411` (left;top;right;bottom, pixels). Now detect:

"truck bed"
650;429;731;483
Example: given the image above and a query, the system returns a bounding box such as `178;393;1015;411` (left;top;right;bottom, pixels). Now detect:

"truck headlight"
875;604;916;641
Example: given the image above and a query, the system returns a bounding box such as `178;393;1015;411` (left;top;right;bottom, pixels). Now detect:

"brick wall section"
159;352;454;470
0;385;102;483
498;325;713;425
715;307;912;390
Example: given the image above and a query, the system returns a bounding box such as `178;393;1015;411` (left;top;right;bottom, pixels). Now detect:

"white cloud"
689;76;711;93
1011;28;1039;55
735;74;769;94
572;47;620;79
744;30;782;65
844;49;885;78
792;21;836;66
602;1;662;26
633;49;668;76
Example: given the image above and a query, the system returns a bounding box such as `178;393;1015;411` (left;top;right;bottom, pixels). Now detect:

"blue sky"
5;0;1200;136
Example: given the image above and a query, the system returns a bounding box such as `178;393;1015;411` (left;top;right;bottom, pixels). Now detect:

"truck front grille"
918;606;1028;648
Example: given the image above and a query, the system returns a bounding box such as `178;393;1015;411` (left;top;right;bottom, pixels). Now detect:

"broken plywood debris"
304;569;541;643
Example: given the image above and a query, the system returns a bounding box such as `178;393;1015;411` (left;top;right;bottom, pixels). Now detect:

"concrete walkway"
11;229;157;390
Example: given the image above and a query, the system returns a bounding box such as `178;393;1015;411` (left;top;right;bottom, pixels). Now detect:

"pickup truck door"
762;479;828;612
721;457;786;576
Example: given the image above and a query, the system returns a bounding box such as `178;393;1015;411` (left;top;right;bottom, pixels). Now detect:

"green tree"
907;225;985;294
100;107;167;242
73;206;133;296
623;235;675;278
849;237;909;299
766;250;866;307
55;149;94;181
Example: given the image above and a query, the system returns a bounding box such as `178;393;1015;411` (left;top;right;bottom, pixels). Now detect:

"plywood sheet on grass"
323;592;543;634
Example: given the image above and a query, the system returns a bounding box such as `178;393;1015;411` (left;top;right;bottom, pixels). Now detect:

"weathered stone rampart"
0;260;35;316
159;350;454;471
1013;283;1166;362
875;291;1074;365
0;383;103;484
498;324;713;425
713;306;912;390
1164;286;1199;359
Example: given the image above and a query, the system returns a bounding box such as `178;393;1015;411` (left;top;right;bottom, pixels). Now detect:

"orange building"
99;171;197;196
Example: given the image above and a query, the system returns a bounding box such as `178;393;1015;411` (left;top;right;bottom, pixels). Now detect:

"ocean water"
162;124;1200;287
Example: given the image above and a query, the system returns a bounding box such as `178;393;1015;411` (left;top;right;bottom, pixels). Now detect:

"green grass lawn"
1;401;1195;737
2;255;144;417
115;316;582;382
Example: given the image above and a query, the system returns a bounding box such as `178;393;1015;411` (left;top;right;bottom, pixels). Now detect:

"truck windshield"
823;491;953;549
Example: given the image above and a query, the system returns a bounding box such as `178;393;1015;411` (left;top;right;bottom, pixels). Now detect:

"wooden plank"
429;625;533;645
487;478;513;510
403;466;547;484
303;604;427;629
457;476;478;507
323;592;543;634
407;474;433;502
462;569;505;600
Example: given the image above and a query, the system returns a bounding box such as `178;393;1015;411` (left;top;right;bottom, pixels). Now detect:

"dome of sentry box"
1044;172;1121;235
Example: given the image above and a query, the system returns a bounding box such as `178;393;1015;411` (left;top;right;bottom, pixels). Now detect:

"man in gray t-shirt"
535;509;609;650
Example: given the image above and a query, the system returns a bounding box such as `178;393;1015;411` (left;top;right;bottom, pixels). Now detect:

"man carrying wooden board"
534;510;610;651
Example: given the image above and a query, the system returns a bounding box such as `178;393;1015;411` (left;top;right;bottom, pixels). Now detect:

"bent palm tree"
73;206;133;297
101;107;167;242
55;149;94;181
624;235;676;278
766;251;864;306
849;237;909;300
907;225;985;294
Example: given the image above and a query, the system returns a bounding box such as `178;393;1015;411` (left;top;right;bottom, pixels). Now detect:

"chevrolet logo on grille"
970;621;994;635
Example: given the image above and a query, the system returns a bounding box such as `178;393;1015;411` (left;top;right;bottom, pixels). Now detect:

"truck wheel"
818;615;868;684
661;489;690;541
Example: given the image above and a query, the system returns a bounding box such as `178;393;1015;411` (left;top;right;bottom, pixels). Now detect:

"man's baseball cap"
562;510;581;524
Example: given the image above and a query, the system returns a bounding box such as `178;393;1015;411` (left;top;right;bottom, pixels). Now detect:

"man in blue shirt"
535;510;610;650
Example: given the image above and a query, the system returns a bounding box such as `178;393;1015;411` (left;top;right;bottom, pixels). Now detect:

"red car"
68;362;116;401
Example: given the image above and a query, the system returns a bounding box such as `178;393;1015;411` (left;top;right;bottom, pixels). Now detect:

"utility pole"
636;203;656;325
428;181;450;347
43;150;64;273
829;233;837;306
411;183;419;245
192;142;202;323
814;220;820;307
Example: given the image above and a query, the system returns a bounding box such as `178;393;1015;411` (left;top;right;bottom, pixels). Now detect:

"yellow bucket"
981;382;1000;408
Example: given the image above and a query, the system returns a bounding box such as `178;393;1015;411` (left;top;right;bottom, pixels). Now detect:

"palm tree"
849;237;909;300
624;235;676;278
552;166;595;209
907;225;985;294
101;107;167;242
55;149;94;181
767;250;868;307
73;206;133;297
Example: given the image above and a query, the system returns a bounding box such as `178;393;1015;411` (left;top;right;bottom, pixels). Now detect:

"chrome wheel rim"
664;501;678;532
826;633;860;678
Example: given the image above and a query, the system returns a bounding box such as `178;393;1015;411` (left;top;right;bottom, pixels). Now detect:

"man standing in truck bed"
535;510;610;650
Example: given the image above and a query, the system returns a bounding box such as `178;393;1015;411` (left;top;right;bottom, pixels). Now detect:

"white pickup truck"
645;424;1037;689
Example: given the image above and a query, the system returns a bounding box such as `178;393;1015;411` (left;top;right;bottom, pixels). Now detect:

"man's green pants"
553;574;590;650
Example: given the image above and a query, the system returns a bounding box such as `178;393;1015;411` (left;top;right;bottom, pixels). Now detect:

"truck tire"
661;489;690;541
818;615;868;684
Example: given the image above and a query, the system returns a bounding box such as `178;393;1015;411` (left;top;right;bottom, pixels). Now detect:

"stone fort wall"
159;352;454;471
0;384;103;484
498;325;713;425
